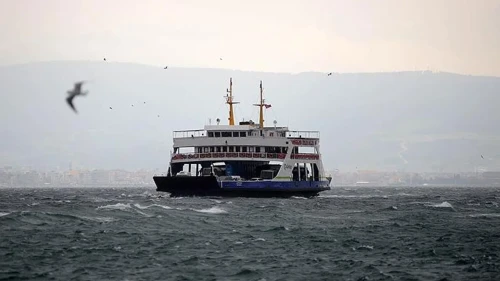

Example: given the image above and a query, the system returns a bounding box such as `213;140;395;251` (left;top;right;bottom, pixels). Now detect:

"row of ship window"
206;131;287;138
193;146;294;153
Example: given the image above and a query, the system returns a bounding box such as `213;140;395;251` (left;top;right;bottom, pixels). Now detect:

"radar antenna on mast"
253;80;271;128
224;78;239;125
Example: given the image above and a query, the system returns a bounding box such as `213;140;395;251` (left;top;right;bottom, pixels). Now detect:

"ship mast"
253;80;265;128
225;77;239;125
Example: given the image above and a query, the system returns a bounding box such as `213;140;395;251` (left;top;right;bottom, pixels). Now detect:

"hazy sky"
1;0;499;76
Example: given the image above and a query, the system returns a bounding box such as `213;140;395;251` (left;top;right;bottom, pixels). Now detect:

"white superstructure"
166;79;329;183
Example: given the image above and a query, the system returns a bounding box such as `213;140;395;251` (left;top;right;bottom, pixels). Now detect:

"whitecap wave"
193;206;227;214
91;197;112;203
134;209;153;217
427;201;454;208
466;202;481;206
468;213;500;218
133;203;172;210
96;203;132;210
356;245;374;251
0;212;10;217
396;193;415;197
80;216;117;223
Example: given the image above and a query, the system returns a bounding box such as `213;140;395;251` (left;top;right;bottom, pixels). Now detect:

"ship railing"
173;129;207;138
174;132;289;139
171;152;320;161
172;130;320;139
172;130;320;140
286;131;320;139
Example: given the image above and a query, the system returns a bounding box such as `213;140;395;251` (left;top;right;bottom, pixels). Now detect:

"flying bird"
164;66;168;69
66;81;88;113
481;155;484;159
219;58;223;61
327;72;332;76
109;107;112;110
103;58;106;61
144;102;146;104
131;104;134;107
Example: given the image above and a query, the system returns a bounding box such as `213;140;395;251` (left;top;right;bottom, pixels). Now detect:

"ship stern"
153;175;221;197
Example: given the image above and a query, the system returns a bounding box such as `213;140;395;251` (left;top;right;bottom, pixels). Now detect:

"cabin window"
210;147;215;152
270;132;274;137
240;132;246;137
233;132;239;137
208;132;214;137
203;147;209;153
214;132;221;137
222;146;227;152
235;146;240;152
249;147;254;152
216;146;221;152
222;132;232;137
197;147;202;153
255;147;261;153
229;146;234;152
242;146;247;152
265;147;277;153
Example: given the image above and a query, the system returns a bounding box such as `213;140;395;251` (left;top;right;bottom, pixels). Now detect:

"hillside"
1;61;499;172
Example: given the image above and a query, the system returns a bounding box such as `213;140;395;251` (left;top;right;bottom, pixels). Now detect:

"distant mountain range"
1;61;499;172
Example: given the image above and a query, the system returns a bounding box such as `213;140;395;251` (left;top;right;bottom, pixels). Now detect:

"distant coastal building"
482;171;500;185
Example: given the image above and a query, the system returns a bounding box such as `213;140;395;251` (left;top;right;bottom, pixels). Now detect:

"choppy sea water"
1;187;500;281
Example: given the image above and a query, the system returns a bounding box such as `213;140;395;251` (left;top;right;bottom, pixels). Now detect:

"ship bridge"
172;125;319;141
171;125;319;148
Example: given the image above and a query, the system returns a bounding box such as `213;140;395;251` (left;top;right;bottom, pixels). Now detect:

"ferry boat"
153;78;331;197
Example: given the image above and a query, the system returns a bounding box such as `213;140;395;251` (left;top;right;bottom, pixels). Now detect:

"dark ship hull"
153;175;331;198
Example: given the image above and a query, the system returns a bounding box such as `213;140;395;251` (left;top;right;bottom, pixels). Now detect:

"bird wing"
74;81;84;92
66;96;77;113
